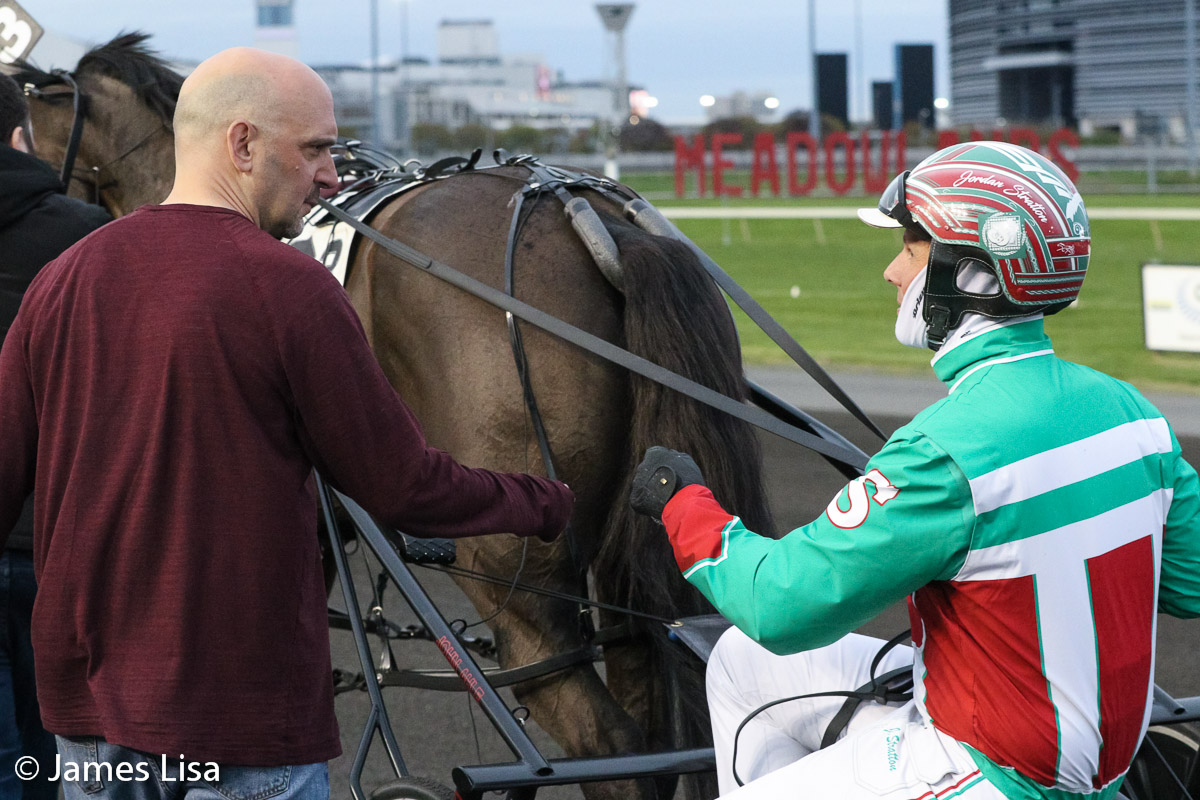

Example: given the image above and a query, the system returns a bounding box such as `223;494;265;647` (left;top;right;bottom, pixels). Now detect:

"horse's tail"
593;210;776;787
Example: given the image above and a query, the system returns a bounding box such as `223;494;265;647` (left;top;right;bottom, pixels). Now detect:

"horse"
18;34;776;800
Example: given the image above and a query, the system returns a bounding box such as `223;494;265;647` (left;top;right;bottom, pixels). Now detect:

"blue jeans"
55;736;329;800
0;550;58;800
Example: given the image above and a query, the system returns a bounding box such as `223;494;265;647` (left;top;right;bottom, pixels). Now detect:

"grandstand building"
313;20;623;153
950;0;1198;140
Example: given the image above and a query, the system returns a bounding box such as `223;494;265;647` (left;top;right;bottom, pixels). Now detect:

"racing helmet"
858;141;1090;348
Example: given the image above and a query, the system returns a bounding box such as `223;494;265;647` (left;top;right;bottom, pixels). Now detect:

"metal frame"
317;473;716;800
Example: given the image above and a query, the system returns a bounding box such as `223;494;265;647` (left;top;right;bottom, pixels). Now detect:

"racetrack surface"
327;372;1200;799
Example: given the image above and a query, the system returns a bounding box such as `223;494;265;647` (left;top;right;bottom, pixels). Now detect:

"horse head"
16;32;180;217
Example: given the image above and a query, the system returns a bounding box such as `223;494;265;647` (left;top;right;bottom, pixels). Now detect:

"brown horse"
19;34;775;800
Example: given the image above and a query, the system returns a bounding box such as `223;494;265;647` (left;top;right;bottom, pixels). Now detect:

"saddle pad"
668;614;733;663
287;178;414;286
288;214;357;285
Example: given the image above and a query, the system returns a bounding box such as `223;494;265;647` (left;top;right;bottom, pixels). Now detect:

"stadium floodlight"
596;4;635;179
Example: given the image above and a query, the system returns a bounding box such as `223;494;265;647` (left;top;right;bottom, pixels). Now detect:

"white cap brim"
856;207;903;229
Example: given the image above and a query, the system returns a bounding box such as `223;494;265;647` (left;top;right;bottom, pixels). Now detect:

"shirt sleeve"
0;313;36;549
661;430;974;654
1158;428;1200;618
263;254;573;541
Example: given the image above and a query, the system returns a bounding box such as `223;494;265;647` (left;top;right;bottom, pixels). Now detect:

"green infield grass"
666;216;1200;393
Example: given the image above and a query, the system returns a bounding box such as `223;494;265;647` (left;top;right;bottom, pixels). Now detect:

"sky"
20;0;950;124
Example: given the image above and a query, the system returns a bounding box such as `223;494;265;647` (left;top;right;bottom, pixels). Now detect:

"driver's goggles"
878;170;923;235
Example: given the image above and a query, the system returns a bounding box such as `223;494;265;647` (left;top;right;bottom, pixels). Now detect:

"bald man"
0;48;573;799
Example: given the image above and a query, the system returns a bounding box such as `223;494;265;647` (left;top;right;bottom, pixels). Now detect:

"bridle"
22;68;168;206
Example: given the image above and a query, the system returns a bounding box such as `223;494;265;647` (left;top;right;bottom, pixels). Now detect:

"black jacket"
1;146;111;551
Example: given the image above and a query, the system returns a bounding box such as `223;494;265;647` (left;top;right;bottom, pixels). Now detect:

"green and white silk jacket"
662;319;1200;800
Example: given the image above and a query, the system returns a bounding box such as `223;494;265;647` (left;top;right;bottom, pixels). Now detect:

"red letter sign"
750;132;780;197
712;133;743;197
824;132;857;195
674;135;707;197
1048;128;1081;182
862;130;905;193
786;132;818;196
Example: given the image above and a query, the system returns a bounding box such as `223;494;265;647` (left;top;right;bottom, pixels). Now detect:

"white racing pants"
707;628;1006;800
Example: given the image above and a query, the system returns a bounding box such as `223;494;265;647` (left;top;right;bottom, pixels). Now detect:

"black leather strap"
819;630;914;749
53;70;87;191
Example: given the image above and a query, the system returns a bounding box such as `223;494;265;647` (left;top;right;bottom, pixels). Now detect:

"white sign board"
1142;264;1200;353
0;0;42;66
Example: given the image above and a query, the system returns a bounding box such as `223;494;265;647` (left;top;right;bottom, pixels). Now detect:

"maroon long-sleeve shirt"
0;203;573;765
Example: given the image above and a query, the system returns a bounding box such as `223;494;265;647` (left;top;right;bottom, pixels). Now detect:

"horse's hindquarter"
344;170;629;546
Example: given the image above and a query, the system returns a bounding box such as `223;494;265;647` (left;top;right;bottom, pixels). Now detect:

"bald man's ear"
227;120;257;173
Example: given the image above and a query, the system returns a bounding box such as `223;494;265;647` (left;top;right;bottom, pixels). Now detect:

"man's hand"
630;446;706;521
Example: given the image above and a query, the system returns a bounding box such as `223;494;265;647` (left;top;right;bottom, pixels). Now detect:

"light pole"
1187;0;1198;177
853;0;864;124
808;0;819;142
397;0;411;156
370;0;381;147
596;4;635;180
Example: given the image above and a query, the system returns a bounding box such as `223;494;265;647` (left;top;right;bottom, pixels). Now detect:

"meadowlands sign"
673;128;1081;197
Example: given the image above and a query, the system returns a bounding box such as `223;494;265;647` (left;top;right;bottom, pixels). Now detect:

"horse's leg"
453;537;658;800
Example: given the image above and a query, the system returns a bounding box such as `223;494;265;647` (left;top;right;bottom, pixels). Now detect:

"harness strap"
53;70;87;191
500;185;596;642
820;629;915;749
316;197;869;470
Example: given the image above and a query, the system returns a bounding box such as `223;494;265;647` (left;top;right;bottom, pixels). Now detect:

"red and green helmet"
859;141;1091;346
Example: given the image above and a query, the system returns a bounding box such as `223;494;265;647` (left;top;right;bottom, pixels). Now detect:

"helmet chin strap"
895;265;930;350
896;257;1016;352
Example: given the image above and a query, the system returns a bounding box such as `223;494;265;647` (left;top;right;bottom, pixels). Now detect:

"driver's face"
884;236;931;312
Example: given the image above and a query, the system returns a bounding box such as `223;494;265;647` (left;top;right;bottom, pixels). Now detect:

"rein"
22;71;86;188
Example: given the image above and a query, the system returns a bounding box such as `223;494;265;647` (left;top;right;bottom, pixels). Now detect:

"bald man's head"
166;47;338;238
174;48;330;146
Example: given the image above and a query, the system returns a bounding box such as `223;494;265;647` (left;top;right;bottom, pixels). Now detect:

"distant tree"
450;123;493;153
568;123;601;154
820;113;847;135
540;127;572;153
618;116;675;151
410;122;453;156
495;124;545;154
700;115;761;145
774;109;812;136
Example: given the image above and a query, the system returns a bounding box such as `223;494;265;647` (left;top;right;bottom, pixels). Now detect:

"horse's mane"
76;32;182;126
14;32;182;127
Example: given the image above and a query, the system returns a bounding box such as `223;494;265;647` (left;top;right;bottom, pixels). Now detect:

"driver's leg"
707;628;912;795
718;700;1004;800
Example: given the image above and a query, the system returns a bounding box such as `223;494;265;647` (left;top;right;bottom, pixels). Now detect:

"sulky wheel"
369;776;457;800
1122;724;1200;800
